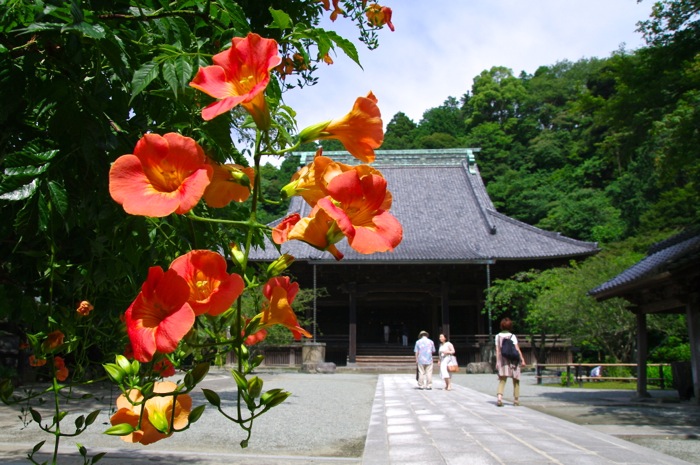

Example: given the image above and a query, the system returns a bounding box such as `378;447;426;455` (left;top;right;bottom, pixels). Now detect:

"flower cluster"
124;250;244;362
109;132;254;218
104;28;401;447
110;381;192;445
273;151;402;260
3;3;398;461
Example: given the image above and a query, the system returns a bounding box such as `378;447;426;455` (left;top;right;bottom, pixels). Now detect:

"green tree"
0;0;371;368
382;111;417;149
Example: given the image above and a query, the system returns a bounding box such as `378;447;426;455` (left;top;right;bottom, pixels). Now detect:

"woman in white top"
438;333;456;391
495;317;526;406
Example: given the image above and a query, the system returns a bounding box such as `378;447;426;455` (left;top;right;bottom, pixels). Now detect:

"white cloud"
282;0;648;130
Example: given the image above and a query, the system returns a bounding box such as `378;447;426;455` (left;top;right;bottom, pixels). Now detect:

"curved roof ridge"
460;159;496;235
487;209;600;248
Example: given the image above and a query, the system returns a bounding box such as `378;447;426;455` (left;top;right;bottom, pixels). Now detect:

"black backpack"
500;335;520;364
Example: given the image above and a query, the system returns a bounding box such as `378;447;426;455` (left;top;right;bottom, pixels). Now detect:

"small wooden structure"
589;229;700;401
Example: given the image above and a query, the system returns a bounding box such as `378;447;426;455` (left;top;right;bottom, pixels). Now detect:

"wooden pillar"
441;281;450;339
636;310;651;399
348;282;357;364
687;298;700;403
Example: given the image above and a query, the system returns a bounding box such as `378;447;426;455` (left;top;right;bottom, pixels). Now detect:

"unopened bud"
298;120;331;144
225;166;250;188
229;243;246;268
267;254;295;277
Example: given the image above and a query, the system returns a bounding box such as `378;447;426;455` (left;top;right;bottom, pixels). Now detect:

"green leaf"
268;8;293;30
188;404;206;423
85;409;101;426
326;30;361;68
189;362;210;385
47;181;68;218
21;22;62;33
201;388;221;407
29;407;42;424
162;57;193;97
75;415;85;429
0;378;14;402
169;17;192;49
4;149;59;166
66;22;106;39
0;178;38;200
4;164;50;177
32;440;46;453
91;452;107;464
130;62;159;103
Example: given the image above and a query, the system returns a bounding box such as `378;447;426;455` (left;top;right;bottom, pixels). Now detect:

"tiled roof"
251;149;599;263
589;229;700;297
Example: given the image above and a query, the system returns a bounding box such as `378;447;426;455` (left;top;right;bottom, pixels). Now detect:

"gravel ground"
0;369;378;463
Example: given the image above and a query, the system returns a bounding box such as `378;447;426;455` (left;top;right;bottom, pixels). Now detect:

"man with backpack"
495;317;526;407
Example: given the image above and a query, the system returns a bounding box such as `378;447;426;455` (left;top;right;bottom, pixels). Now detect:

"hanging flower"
366;4;395;31
244;328;268;346
109;389;149;444
43;330;65;351
29;355;46;367
109;133;213;217
256;277;311;340
203;162;255;207
169;250;245;316
54;356;69;381
281;150;386;206
298;92;383;163
319;169;402;254
272;213;301;245
109;388;167;445
124;267;196;363
318;0;344;21
275;208;345;260
190;33;282;128
154;358;176;378
144;381;192;437
276;161;400;259
76;300;94;316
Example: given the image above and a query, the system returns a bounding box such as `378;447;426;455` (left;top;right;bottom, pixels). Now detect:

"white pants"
417;363;433;388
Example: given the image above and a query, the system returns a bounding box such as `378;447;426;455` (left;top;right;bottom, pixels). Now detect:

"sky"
281;0;651;133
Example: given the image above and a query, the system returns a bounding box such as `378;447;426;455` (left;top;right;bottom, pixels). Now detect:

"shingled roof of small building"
252;148;599;263
589;228;700;299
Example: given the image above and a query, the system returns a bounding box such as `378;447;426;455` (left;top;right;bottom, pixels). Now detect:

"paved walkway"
1;371;697;464
362;374;693;465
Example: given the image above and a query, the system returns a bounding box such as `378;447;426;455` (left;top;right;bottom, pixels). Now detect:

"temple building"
251;149;599;366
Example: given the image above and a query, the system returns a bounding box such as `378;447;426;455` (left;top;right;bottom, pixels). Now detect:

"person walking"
414;330;435;390
438;333;456;391
495;317;526;406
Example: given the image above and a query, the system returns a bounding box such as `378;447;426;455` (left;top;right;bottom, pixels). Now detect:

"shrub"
560;371;575;386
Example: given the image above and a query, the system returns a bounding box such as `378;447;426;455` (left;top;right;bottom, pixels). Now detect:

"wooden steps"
354;355;418;367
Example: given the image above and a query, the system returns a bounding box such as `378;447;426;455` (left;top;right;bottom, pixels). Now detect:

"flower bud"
229;243;246;268
298;120;331;144
224;166;251;188
266;254;295;277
